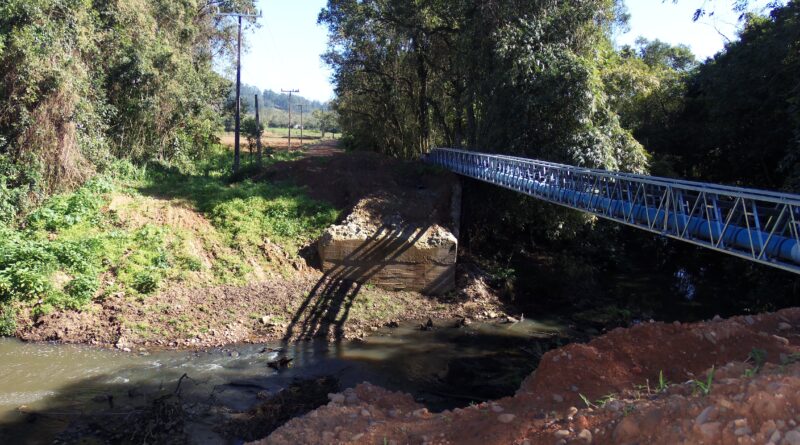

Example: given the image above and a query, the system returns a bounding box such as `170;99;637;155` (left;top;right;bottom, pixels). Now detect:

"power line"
281;88;299;150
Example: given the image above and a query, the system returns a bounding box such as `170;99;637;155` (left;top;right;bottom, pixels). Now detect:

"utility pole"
281;88;299;150
216;9;261;173
255;94;262;164
298;104;304;146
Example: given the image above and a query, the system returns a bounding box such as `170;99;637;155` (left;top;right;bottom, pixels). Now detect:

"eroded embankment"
17;267;507;348
14;147;497;350
255;308;800;445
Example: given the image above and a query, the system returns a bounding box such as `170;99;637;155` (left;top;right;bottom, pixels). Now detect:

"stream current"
0;317;573;444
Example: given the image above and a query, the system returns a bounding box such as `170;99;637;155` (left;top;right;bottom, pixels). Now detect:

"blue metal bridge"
424;148;800;275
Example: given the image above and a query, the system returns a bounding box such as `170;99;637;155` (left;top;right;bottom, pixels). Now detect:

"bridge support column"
317;183;461;295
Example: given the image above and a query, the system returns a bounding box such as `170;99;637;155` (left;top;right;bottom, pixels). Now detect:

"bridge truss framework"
425;148;800;275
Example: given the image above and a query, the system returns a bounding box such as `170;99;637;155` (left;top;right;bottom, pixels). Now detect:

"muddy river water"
0;318;573;444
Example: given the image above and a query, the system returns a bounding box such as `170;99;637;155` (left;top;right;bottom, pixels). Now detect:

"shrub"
64;276;99;305
132;272;159;294
0;268;52;302
26;180;108;232
0;303;15;336
48;241;95;274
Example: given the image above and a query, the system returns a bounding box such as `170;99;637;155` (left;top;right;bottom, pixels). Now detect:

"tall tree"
669;1;800;190
319;0;648;172
0;0;256;221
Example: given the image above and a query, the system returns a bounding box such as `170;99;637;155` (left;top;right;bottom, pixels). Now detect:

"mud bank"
255;308;800;444
16;265;507;350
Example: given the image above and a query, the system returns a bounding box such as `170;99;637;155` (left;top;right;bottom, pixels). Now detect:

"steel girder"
425;148;800;275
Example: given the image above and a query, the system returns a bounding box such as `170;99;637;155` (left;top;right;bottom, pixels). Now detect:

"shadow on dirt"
282;223;431;343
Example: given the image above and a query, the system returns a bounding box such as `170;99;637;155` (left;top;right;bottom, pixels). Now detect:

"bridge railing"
425;147;800;274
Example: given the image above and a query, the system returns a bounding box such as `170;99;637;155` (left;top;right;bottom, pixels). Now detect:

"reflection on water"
674;268;697;301
0;317;570;444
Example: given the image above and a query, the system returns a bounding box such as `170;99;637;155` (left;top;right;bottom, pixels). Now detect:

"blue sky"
238;0;333;102
617;0;781;59
235;0;780;102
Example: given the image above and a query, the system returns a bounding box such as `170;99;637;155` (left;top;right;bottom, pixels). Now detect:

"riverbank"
257;308;800;444
2;142;510;350
15;265;507;349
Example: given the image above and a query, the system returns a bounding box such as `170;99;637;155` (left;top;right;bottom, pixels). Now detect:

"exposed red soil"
254;308;800;445
257;147;459;230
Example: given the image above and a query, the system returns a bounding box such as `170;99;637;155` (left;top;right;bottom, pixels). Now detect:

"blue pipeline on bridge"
424;148;800;275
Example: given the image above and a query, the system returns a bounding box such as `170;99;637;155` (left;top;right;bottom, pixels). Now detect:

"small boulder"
698;422;721;442
614;417;640;442
577;429;593;443
497;413;516;424
783;430;800;445
554;430;570;439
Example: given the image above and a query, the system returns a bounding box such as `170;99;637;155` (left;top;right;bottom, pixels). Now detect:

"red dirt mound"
254;308;800;445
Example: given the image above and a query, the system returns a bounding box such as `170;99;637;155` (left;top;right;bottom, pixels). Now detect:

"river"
0;317;573;444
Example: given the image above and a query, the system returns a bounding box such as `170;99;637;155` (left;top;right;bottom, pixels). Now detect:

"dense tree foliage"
668;2;800;190
625;1;800;315
319;0;648;173
0;0;256;222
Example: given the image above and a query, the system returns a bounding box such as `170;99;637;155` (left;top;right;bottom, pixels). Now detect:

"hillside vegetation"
0;0;258;220
0;150;338;335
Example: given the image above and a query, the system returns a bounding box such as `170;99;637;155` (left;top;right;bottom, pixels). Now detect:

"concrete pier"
317;184;460;295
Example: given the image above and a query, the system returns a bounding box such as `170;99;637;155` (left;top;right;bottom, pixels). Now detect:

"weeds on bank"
578;369;674;413
133;150;335;255
744;348;767;377
782;353;800;365
657;370;670;392
0;147;339;333
692;366;715;396
579;392;618;409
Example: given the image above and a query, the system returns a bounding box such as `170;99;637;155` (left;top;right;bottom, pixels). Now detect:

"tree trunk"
467;89;477;149
413;34;430;155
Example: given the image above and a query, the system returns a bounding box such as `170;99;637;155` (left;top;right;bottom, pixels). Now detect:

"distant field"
266;127;340;138
218;128;340;150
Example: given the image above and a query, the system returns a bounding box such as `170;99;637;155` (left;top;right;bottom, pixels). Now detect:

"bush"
132;272;159;295
64;276;99;305
26;180;108;231
48;241;95;273
0;268;52;302
0;303;15;336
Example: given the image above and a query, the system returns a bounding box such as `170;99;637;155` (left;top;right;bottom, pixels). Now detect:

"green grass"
692;366;715;396
0;146;340;325
136;150;337;255
744;348;767;377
